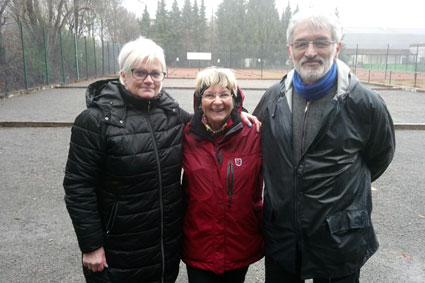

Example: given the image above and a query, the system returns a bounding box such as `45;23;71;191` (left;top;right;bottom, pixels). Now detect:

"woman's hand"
240;111;262;132
83;246;108;272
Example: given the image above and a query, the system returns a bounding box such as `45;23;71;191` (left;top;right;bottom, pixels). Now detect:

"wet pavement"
1;78;425;124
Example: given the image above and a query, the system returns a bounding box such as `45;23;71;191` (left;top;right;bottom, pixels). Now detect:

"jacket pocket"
326;209;370;234
323;209;372;265
105;201;119;237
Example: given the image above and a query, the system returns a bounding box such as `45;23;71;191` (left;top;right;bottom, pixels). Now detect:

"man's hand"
240;111;262;132
83;246;108;272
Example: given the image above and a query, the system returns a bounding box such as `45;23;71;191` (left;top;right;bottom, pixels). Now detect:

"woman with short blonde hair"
182;67;264;283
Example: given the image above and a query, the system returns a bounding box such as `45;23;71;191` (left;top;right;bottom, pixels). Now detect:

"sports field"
166;67;425;89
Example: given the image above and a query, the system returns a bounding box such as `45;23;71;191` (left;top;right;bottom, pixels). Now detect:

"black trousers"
186;265;249;283
265;257;360;283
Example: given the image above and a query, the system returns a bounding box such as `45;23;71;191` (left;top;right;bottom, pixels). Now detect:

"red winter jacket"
182;88;264;274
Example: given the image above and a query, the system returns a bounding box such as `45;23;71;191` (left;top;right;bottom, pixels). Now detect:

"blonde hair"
118;36;166;85
194;67;238;97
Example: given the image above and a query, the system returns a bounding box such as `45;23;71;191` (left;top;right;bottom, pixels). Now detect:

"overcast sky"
123;0;425;29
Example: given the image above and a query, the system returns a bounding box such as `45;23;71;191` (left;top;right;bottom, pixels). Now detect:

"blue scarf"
293;62;337;100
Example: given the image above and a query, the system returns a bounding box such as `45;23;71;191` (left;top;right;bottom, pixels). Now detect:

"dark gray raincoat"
253;60;395;279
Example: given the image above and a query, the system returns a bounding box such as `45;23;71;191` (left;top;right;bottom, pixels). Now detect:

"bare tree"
0;0;12;66
6;0;74;58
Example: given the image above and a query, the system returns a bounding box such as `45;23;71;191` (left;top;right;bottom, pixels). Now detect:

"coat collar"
280;59;359;112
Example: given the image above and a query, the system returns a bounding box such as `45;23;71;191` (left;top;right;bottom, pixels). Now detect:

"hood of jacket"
85;78;180;127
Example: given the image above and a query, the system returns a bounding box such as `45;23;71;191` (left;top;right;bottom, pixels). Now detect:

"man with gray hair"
253;9;395;283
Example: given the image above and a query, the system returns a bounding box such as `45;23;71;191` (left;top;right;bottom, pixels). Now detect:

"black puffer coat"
64;79;190;282
253;61;395;279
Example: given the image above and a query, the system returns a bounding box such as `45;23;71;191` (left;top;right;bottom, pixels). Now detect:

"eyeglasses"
290;40;337;51
202;92;233;101
129;68;166;82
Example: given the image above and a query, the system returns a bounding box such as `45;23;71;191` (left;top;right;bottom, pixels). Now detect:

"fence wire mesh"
0;22;120;94
1;21;424;94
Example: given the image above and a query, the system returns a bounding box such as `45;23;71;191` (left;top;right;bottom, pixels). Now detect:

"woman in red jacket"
182;67;264;283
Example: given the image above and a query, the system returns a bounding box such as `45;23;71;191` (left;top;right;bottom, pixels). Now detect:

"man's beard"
293;51;336;85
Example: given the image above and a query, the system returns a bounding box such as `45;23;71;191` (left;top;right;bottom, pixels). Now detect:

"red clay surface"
166;67;425;89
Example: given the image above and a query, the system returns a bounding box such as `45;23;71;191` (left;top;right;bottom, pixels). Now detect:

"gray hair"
286;9;343;44
118;36;166;84
194;67;238;97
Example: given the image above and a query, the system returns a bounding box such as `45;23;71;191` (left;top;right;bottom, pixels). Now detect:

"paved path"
0;78;424;282
1;78;425;124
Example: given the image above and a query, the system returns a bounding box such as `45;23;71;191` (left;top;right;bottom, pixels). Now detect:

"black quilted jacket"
64;79;190;283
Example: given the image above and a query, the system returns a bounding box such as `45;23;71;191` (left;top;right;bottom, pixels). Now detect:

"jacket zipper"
294;100;311;253
301;100;311;155
226;160;234;208
215;146;223;166
294;98;340;256
105;202;118;237
145;101;165;283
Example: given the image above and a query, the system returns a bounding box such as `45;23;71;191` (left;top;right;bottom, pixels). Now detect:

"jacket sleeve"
253;83;281;121
179;107;192;124
63;109;106;253
363;94;396;181
253;90;269;121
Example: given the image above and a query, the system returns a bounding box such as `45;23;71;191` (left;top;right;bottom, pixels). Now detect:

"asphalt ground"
0;78;424;282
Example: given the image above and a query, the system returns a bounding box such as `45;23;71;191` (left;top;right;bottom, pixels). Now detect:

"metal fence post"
19;20;28;90
59;30;66;83
414;45;419;88
384;43;389;80
102;38;105;76
43;27;50;85
389;71;392;85
354;44;358;74
260;44;264;79
93;38;97;78
112;42;116;73
107;41;110;74
84;36;88;79
74;33;80;80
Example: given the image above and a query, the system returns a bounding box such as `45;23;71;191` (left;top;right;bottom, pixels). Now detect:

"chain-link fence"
1;21;425;95
345;43;425;88
0;21;120;95
164;42;291;72
164;43;425;88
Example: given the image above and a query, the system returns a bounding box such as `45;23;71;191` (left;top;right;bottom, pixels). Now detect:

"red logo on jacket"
235;158;242;167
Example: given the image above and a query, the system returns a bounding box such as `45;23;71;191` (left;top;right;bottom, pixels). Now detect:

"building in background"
342;27;425;70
